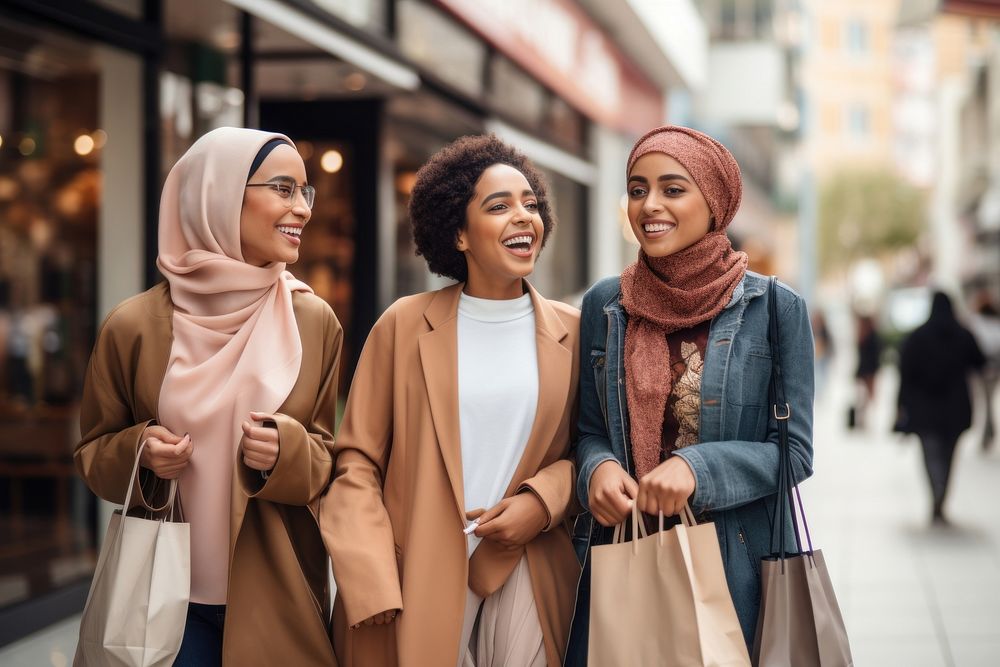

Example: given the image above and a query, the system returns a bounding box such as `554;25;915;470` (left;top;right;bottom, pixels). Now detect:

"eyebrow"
480;189;535;207
627;174;691;184
265;174;309;185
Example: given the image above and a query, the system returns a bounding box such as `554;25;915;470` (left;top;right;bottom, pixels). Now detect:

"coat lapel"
503;283;572;496
418;284;467;519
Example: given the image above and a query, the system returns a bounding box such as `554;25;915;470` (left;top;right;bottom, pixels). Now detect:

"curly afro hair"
408;134;555;282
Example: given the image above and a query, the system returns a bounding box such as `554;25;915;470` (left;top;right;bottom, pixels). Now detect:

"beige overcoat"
321;282;582;666
74;282;341;666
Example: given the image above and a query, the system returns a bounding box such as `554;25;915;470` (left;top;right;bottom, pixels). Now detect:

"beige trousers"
458;556;546;667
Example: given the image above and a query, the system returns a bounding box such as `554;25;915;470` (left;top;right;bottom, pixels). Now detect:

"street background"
1;0;1000;663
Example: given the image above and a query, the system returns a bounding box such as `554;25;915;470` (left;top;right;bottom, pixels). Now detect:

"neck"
463;273;525;300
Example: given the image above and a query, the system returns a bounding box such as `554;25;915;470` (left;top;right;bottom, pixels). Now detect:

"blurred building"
897;0;1000;302
0;0;705;645
802;0;901;172
690;0;806;287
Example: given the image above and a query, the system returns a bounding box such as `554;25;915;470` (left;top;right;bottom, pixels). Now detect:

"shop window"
284;141;356;389
397;0;486;97
530;170;587;301
0;18;142;611
489;57;545;129
540;97;587;157
305;0;389;35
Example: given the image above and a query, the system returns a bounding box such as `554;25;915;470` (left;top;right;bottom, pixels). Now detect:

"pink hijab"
156;127;311;603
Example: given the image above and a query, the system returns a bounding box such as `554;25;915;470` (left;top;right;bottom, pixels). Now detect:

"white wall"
698;43;787;125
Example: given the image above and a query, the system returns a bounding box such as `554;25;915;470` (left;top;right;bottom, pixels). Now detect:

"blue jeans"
173;603;226;667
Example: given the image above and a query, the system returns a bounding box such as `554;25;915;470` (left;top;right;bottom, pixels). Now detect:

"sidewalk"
808;363;1000;667
2;370;998;666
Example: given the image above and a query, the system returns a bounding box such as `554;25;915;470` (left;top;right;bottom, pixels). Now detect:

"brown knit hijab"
621;126;748;479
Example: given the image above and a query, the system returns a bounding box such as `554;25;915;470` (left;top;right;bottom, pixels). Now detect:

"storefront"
0;0;668;646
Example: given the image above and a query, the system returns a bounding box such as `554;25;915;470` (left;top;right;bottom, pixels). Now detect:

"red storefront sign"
434;0;664;136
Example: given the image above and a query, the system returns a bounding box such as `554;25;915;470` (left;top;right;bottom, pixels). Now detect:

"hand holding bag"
752;277;853;667
588;503;751;667
75;440;190;667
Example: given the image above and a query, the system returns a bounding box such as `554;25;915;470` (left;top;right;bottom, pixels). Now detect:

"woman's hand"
636;456;696;517
241;411;280;472
352;609;399;629
473;493;548;548
138;426;192;479
588;460;638;527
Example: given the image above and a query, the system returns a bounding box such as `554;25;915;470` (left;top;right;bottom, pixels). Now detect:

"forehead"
254;144;306;178
629;152;690;178
474;163;532;194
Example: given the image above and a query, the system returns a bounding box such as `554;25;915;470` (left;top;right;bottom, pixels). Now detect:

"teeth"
277;226;302;237
643;223;673;233
502;235;533;247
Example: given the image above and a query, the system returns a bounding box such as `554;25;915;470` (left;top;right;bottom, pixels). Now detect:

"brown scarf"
620;126;748;479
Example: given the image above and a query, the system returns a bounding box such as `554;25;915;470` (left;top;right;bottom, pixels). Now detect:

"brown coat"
74;282;341;666
321;282;582;667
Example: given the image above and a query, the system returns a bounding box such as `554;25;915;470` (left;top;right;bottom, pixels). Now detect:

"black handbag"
751;277;853;667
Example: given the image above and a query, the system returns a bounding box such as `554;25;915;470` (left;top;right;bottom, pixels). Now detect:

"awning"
223;0;420;91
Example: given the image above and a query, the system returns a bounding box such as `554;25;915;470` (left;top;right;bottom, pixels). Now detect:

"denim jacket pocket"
739;337;772;408
590;350;609;426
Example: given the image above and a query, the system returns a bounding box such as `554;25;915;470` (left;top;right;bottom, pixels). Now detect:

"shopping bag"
753;547;852;667
588;504;751;667
753;276;852;667
75;441;190;666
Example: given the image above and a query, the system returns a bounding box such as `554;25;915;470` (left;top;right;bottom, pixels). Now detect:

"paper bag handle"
612;503;698;552
123;439;180;520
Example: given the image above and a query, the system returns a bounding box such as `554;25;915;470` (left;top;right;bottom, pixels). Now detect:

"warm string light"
321;150;344;174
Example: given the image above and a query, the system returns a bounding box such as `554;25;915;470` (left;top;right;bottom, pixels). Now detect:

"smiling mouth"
277;225;302;242
501;234;535;257
642;222;675;234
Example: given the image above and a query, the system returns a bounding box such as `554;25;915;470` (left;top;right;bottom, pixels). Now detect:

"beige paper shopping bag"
753;550;852;667
75;442;190;667
588;504;751;667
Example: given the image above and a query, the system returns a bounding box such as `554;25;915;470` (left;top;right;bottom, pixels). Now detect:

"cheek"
626;201;642;225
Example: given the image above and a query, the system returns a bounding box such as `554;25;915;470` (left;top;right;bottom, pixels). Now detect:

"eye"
272;183;294;197
628;186;647;198
524;201;538;210
488;203;508;212
664;186;685;196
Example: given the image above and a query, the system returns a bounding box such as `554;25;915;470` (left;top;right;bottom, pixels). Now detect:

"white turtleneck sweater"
457;291;538;556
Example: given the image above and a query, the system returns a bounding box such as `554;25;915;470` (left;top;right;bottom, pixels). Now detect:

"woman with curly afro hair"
322;134;582;666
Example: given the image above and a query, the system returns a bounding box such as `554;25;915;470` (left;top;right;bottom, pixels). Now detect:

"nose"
641;192;663;216
291;198;310;221
513;202;534;224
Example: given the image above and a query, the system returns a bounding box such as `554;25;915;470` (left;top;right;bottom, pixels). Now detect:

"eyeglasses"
246;177;316;209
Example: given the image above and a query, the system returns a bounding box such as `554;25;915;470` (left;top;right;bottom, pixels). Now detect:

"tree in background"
818;167;926;274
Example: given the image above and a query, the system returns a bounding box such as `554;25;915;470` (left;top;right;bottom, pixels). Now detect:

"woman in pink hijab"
75;127;342;665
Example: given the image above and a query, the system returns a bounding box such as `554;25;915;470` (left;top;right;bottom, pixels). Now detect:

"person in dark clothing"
853;314;882;429
896;291;986;524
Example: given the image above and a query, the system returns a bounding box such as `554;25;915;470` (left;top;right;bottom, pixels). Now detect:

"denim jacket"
566;271;815;662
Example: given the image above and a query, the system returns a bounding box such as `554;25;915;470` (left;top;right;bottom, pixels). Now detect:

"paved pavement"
806;361;1000;667
2;360;998;666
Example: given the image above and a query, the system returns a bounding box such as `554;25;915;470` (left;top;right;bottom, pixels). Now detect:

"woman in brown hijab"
566;126;816;662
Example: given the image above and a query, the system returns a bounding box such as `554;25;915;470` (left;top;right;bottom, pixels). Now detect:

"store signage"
435;0;664;135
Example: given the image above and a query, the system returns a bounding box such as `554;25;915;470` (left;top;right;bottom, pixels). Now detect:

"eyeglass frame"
245;176;316;209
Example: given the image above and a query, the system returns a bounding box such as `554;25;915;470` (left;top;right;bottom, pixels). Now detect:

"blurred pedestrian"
968;292;1000;452
566;125;815;662
813;309;834;396
321;135;580;666
852;313;882;429
896;291;985;524
75;128;341;665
